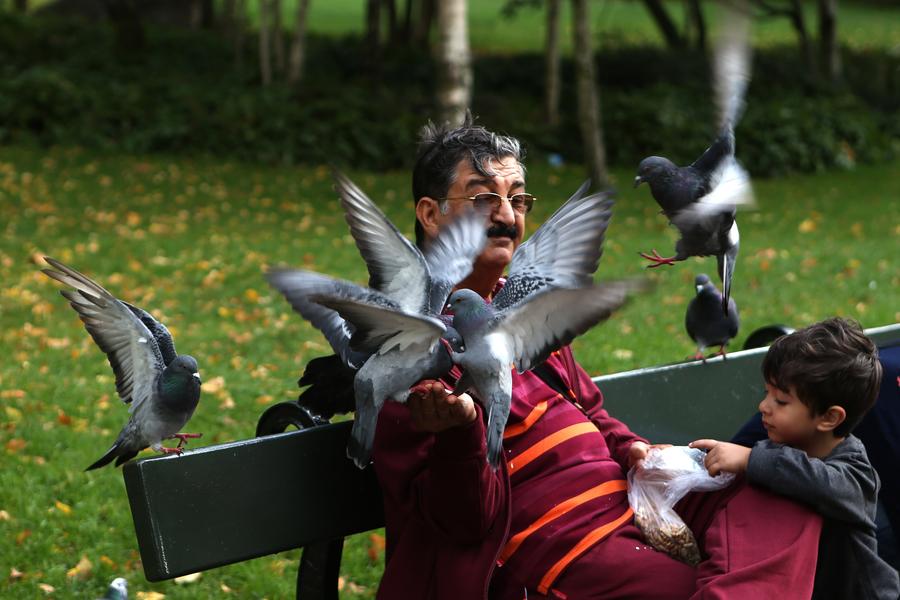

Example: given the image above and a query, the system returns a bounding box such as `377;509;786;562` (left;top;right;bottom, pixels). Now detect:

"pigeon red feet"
159;446;184;456
167;432;202;449
715;346;729;360
639;249;677;268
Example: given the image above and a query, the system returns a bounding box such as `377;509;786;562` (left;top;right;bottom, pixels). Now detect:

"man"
371;116;823;599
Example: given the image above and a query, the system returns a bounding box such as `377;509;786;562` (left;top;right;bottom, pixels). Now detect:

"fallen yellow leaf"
54;500;72;515
66;555;92;580
38;583;55;594
174;572;202;584
136;592;166;600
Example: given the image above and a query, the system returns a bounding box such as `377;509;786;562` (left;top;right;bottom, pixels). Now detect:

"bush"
0;13;897;175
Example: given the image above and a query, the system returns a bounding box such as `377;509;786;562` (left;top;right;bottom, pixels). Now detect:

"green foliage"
0;13;898;175
0;146;897;598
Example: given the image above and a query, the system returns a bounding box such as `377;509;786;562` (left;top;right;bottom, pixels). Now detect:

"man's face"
421;156;526;272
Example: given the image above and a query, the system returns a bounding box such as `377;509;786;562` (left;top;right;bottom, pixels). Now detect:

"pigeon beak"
193;372;202;384
633;175;644;188
696;285;704;294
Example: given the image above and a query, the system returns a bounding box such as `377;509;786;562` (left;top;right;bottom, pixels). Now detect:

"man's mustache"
487;223;518;239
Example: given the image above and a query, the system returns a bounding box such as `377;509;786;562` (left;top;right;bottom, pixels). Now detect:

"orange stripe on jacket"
538;507;635;594
503;398;555;440
507;422;597;475
499;479;628;563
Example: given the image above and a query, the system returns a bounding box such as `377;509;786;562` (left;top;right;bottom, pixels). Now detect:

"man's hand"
626;441;673;470
690;439;751;476
407;380;477;433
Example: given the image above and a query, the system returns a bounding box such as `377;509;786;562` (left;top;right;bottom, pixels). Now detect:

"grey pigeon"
634;1;754;314
98;577;128;600
267;269;465;468
685;273;739;360
439;186;636;468
41;258;202;470
447;282;641;469
268;173;485;468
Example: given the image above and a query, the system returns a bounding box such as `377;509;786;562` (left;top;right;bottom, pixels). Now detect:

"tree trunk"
103;0;146;55
200;0;214;28
817;0;840;83
14;0;27;12
434;0;471;126
385;0;399;44
273;0;285;73
413;0;435;49
544;0;562;127
788;0;815;74
400;0;414;45
259;0;274;85
572;0;608;187
366;0;382;61
642;0;684;49
686;0;706;51
233;0;246;70
287;0;311;84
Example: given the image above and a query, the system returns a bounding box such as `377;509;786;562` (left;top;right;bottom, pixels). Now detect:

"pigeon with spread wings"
42;258;202;470
634;0;754;314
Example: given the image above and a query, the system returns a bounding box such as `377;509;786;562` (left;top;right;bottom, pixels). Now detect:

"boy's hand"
407;380;477;433
690;439;751;476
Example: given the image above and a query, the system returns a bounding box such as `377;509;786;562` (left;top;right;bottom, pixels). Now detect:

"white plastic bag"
627;446;735;565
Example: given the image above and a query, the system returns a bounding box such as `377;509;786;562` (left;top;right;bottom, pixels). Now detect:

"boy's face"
758;383;822;452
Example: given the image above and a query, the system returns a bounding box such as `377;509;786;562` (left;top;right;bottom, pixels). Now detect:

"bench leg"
297;539;345;600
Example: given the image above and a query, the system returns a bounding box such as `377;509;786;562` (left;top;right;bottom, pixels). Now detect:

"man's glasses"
441;192;536;215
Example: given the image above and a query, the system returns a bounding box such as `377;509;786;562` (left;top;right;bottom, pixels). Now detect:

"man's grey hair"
412;113;525;246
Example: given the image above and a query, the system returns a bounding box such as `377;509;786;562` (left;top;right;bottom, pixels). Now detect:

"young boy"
691;317;900;600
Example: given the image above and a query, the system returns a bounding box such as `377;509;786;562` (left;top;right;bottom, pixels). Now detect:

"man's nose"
491;195;517;223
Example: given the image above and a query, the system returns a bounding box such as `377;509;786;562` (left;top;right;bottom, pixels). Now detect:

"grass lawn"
297;0;900;53
0;145;897;599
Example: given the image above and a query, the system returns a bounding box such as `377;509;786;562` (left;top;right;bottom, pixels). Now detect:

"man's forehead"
456;156;524;183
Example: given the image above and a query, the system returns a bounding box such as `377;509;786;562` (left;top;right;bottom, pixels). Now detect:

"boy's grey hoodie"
747;435;900;600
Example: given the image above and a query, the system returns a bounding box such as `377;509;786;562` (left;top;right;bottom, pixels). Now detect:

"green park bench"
123;323;900;599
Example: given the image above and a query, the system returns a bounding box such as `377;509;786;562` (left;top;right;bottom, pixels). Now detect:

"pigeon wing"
123;302;177;365
493;183;614;312
334;171;430;313
492;282;642;373
267;268;368;369
42;258;164;412
423;208;486;315
310;292;446;356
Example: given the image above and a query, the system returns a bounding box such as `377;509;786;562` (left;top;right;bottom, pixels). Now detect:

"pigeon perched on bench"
634;0;754;315
685;273;739;361
42;258;202;470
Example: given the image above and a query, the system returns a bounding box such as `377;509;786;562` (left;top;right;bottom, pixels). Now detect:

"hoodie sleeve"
373;402;507;545
746;438;878;527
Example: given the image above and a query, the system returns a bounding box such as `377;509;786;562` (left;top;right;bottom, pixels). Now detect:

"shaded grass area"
0;145;897;598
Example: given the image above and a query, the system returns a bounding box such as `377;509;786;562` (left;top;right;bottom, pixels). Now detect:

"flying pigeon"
98;577;128;600
268;173;487;468
447;282;641;468
438;186;635;468
41;258;202;470
685;273;739;361
267;269;466;468
634;1;754;314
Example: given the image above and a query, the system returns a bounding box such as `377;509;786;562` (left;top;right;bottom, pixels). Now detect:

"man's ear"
416;197;442;239
816;405;847;433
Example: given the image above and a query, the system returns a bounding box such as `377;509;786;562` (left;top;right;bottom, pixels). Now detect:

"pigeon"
267;269;466;468
685;273;739;361
436;186;635;468
447;282;641;468
41;258;202;470
268;173;486;467
98;577;128;600
634;0;754;314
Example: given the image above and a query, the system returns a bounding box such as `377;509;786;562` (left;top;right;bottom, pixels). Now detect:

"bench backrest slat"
124;422;383;581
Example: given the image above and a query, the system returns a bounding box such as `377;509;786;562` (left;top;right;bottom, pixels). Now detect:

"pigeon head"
104;577;128;600
446;289;491;336
694;273;713;294
634;156;676;189
159;354;202;401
